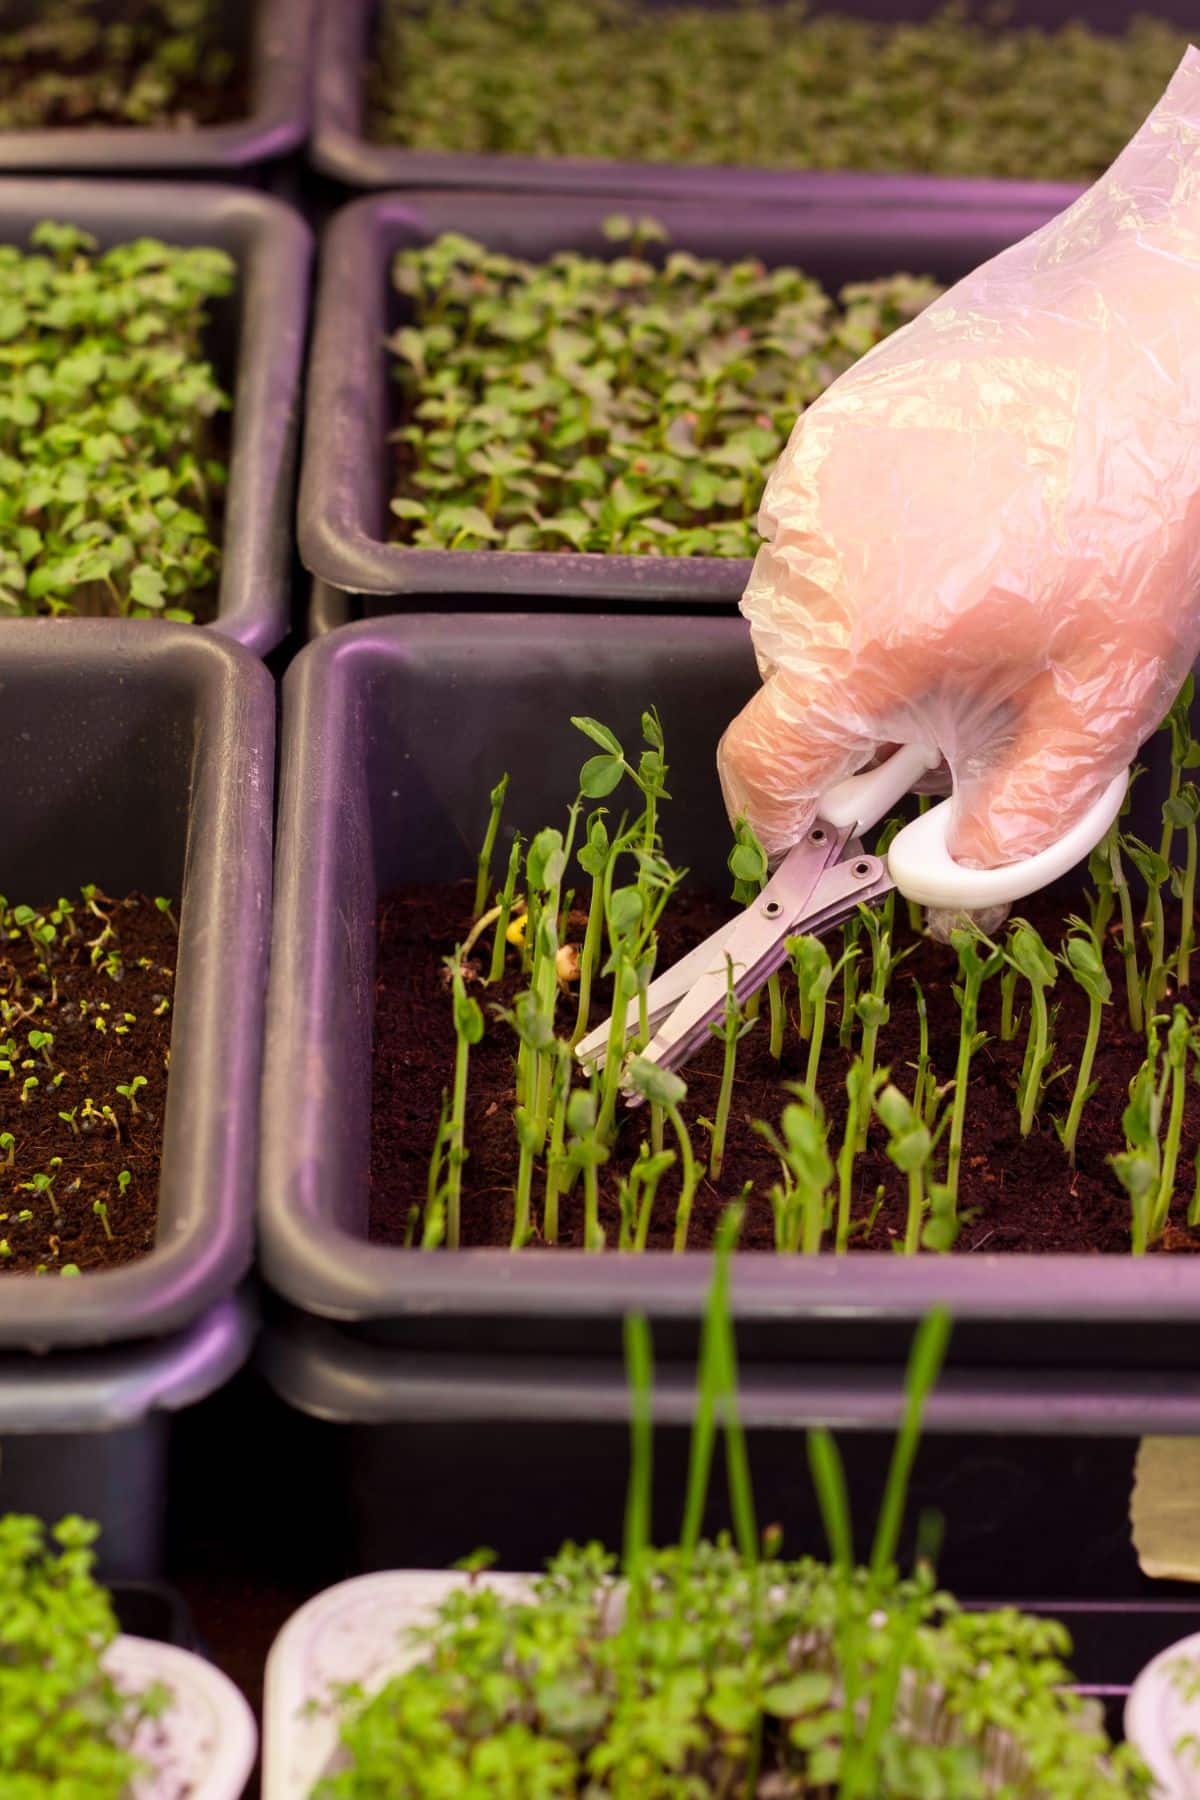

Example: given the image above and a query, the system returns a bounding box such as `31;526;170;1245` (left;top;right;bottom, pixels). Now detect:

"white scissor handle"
887;771;1128;910
820;744;940;835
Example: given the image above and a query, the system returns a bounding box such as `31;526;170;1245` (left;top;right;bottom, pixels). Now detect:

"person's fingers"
946;666;1125;868
718;670;881;860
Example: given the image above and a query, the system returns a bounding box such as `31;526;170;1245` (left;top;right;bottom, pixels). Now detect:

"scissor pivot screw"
763;899;783;917
810;827;826;845
852;860;872;878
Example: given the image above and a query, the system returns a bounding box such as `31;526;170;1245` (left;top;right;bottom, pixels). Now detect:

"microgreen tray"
0;624;273;1352
0;0;312;176
299;190;1067;622
259;613;1199;1368
0;179;309;654
309;0;1189;202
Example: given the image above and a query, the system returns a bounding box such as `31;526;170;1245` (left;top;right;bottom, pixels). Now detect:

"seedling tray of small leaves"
0;178;309;653
0;622;273;1352
261;616;1200;1368
299;189;1064;620
0;0;311;176
311;0;1192;202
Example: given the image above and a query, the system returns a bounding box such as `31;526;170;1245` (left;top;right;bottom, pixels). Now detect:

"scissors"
575;743;1129;1082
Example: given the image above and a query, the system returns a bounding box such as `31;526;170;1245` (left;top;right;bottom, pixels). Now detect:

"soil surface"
0;892;176;1273
368;881;1200;1255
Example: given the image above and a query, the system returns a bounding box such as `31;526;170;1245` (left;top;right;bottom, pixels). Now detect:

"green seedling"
115;1075;147;1115
1056;919;1113;1164
27;1028;54;1069
487;832;524;985
1113;1029;1167;1255
19;1159;62;1220
876;1082;946;1256
1005;920;1059;1137
571;809;610;1043
853;905;896;1149
728;818;784;1058
19;1076;38;1105
836;1056;888;1252
1151;1005;1195;1243
754;1092;832;1254
999;961;1021;1042
1057;914;1115;1166
563;1086;609;1253
153;896;179;932
539;1039;574;1246
786;932;854;1098
117;1170;132;1199
93;1199;113;1241
1104;824;1143;1031
472;773;509;921
627;1057;702;1252
1165;782;1200;988
944;929;1003;1211
839;911;864;1050
0;1132;13;1169
445;955;484;1251
57;1107;79;1136
703;957;756;1182
616;1143;677;1253
1125;836;1170;1014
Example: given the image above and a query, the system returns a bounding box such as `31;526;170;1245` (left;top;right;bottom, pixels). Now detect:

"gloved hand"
719;47;1200;873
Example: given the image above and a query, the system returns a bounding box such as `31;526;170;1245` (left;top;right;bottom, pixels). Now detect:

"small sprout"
472;774;509;922
564;1086;610;1253
0;1132;13;1168
118;1170;132;1197
58;1107;79;1136
154;896;180;932
26;1027;54;1068
626;1057;701;1252
93;1199;114;1241
115;1075;148;1114
754;1093;832;1254
705;958;756;1182
1056;919;1112;1164
945;930;1003;1210
20;1075;38;1104
1004;920;1059;1137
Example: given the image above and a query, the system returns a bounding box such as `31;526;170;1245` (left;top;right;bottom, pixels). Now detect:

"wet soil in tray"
0;892;175;1274
369;882;1200;1255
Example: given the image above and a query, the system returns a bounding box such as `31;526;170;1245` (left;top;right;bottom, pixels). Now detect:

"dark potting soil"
0;4;247;134
0;893;176;1274
368;882;1200;1255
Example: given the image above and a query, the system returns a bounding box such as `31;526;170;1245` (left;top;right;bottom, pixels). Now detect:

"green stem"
446;1031;471;1251
542;1051;569;1246
584;1156;602;1251
855;1022;879;1153
669;1105;700;1252
1145;884;1166;1011
571;873;604;1043
1000;965;1018;1041
836;1101;859;1254
903;1166;922;1256
1154;1054;1188;1240
945;988;979;1213
1113;838;1143;1032
766;972;783;1060
488;842;521;984
1061;996;1100;1165
1019;986;1048;1137
711;1026;738;1182
804;992;826;1097
473;774;508;921
1179;822;1197;989
511;1112;535;1250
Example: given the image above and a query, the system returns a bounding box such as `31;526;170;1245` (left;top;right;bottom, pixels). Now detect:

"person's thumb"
718;671;879;861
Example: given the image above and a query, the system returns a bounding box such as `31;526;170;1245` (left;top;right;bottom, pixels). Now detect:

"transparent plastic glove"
719;48;1200;875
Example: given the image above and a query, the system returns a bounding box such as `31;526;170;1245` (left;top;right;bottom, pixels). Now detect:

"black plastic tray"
299;189;1068;619
0;180;310;655
1;1291;255;1581
258;613;1199;1368
0;623;274;1352
0;0;312;176
309;0;1178;202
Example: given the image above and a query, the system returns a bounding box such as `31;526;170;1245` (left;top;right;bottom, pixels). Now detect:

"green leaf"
626;1055;686;1109
579;753;624;798
571;716;623;756
129;566;166;610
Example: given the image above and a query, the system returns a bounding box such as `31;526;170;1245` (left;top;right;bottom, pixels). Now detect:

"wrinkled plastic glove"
719;48;1200;883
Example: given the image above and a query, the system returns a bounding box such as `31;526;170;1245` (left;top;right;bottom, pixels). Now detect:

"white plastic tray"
262;1571;532;1799
105;1634;258;1800
1126;1627;1200;1799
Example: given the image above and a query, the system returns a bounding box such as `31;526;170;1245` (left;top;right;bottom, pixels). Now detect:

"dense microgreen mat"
388;223;939;556
0;1514;163;1796
369;0;1185;183
0;222;232;621
0;0;234;132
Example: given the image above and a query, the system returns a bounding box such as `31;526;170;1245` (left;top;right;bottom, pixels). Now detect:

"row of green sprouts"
422;678;1200;1257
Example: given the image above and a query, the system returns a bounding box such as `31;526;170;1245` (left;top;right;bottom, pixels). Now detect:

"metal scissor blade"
575;821;847;1072
634;849;889;1079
